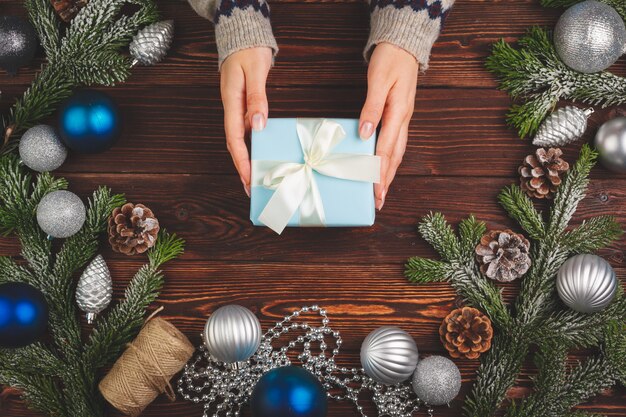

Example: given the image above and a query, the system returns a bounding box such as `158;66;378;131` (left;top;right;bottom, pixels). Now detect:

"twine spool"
99;317;194;416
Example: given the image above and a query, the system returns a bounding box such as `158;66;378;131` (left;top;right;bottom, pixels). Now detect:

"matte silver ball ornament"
19;125;68;172
36;190;86;238
557;254;618;313
412;355;461;406
554;0;626;73
360;326;419;385
595;116;626;173
203;305;262;364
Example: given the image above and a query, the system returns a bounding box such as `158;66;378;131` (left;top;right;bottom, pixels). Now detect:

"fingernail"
360;121;374;140
377;189;386;211
241;178;251;198
252;113;265;132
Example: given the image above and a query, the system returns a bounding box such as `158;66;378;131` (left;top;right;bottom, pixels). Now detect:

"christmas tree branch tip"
148;230;185;269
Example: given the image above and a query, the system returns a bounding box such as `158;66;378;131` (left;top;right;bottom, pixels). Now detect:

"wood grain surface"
0;0;625;416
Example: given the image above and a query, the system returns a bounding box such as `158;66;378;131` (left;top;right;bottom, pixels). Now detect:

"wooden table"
1;0;625;416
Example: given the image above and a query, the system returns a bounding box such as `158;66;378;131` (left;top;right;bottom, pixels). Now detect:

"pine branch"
486;27;626;138
541;0;626;20
0;372;67;416
498;185;545;240
463;333;529;417
418;212;462;261
404;257;449;283
603;321;626;385
25;0;60;59
458;215;487;260
84;230;184;369
562;216;623;254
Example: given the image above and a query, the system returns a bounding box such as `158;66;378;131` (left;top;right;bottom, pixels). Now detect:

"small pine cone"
475;229;531;282
519;148;569;199
108;203;159;255
440;307;493;359
49;0;88;22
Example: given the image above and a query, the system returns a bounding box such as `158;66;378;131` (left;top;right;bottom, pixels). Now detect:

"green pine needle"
404;257;449;283
498;185;546;240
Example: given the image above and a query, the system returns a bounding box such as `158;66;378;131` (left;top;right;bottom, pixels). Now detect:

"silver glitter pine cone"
36;190;86;238
130;20;174;66
595;116;626;173
360;326;419;385
556;254;618;313
554;0;626;73
19;125;68;172
412;355;461;406
533;107;594;148
76;255;113;324
203;304;262;364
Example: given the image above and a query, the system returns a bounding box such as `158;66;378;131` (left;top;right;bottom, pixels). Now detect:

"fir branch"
463;334;529;417
458;215;487;260
417;212;461;262
404;258;449;283
562;216;623;255
603;321;626;385
25;0;60;59
498;185;545;240
0;372;67;416
486;27;626;138
84;231;184;369
541;0;626;20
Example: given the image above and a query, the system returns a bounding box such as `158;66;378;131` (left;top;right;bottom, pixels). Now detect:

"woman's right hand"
220;47;273;197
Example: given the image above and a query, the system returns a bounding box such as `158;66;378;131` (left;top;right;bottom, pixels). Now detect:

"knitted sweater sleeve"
187;0;278;68
365;0;454;70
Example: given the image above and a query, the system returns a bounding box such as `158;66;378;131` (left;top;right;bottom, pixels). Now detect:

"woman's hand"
359;42;419;210
220;47;273;196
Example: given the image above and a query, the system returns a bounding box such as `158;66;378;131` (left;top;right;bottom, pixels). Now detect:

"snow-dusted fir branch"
2;0;159;152
486;27;626;138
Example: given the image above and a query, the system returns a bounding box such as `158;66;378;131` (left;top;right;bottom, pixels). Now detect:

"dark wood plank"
0;175;623;263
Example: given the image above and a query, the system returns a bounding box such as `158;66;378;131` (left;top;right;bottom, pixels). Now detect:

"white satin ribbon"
251;118;380;234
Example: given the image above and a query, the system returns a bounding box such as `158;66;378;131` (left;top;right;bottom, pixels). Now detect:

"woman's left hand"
359;42;419;210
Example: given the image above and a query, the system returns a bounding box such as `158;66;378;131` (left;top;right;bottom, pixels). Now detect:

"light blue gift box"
250;118;377;229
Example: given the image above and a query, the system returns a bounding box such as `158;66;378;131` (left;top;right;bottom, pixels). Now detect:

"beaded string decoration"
178;305;435;417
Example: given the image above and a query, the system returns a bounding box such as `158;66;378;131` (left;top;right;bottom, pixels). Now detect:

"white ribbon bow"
251;118;381;234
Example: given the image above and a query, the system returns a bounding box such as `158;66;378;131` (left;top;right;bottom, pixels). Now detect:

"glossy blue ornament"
0;282;49;348
58;90;121;154
250;366;328;417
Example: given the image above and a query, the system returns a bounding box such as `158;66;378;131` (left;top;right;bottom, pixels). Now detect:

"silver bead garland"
178;306;436;417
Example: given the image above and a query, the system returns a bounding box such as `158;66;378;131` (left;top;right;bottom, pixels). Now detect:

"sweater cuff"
215;7;278;69
365;2;452;71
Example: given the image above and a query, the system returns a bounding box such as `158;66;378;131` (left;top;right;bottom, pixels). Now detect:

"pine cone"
475;229;531;282
439;307;493;360
519;148;569;199
49;0;88;22
108;203;159;255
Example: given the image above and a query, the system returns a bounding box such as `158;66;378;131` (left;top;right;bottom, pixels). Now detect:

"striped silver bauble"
556;254;618;313
203;305;262;364
360;326;419;385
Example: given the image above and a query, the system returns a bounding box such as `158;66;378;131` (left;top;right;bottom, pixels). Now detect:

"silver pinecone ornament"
76;255;113;324
533;106;594;147
130;20;174;66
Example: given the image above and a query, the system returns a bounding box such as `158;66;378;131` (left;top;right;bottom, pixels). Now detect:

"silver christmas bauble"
533;107;594;148
554;0;626;73
360;326;418;385
36;190;86;238
595;116;626;173
203;305;261;364
130;20;174;66
19;125;68;172
412;355;461;406
557;254;618;313
76;255;113;324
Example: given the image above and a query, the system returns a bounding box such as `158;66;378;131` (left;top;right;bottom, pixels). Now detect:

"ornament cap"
86;312;97;324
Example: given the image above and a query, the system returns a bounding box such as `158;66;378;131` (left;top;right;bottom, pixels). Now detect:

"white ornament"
360;326;419;385
556;254;618;313
412;355;461;406
19;125;67;172
203;305;262;364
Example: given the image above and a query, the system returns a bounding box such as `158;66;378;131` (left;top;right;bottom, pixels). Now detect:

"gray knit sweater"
188;0;454;69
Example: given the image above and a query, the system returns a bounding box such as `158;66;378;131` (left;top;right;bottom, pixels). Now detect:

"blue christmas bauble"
250;366;328;417
0;282;49;348
58;90;121;154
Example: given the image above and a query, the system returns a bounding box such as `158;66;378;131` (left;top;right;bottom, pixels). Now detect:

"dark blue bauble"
250;366;328;417
0;282;49;348
0;16;38;76
58;89;121;154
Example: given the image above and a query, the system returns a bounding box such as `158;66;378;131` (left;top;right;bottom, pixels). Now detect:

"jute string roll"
99;316;194;416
